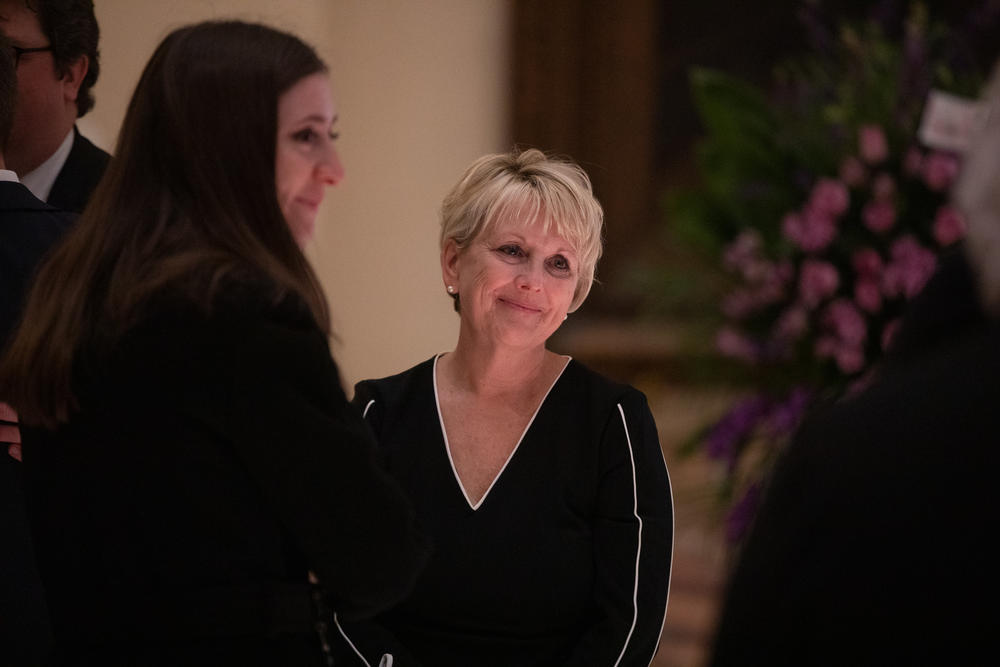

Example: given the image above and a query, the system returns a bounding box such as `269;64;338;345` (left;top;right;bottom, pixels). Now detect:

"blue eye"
548;255;571;273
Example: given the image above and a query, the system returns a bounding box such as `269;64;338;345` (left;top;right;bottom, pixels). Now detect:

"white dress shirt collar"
0;169;19;183
20;128;74;202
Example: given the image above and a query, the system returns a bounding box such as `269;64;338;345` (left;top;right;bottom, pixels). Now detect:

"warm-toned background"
77;2;932;664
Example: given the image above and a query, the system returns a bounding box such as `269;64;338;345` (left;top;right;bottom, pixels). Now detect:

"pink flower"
717;327;758;362
823;299;867;346
922;151;960;191
882;236;937;298
814;336;839;358
932;205;966;246
903;147;923;176
808;178;850;217
854;278;882;313
862;199;896;233
852;248;884;279
722;230;763;274
775;306;809;340
835;345;865;374
774;260;794;283
722;289;756;319
881;318;901;351
782;209;836;252
872;172;895;200
858;124;889;164
798;259;840;308
839;156;867;187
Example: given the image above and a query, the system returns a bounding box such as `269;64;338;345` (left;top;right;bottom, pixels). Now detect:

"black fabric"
46;126;110;214
0;180;74;666
711;253;999;666
20;285;431;665
0;180;74;345
337;357;673;666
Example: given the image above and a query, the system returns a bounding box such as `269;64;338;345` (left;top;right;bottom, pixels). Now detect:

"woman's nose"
317;146;345;186
516;262;544;291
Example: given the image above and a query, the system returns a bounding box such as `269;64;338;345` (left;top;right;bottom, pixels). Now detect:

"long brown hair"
0;20;331;427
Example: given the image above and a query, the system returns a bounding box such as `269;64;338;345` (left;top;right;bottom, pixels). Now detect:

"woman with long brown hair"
0;20;428;666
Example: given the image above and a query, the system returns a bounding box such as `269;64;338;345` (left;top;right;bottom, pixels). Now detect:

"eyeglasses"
11;45;52;66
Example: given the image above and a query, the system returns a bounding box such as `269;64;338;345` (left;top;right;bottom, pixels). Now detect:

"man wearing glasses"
0;0;108;214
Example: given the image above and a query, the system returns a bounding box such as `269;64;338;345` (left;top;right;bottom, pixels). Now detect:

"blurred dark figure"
710;64;1000;666
1;31;73;666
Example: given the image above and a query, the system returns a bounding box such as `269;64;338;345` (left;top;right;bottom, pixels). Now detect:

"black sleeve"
565;390;674;666
223;319;430;621
327;380;426;666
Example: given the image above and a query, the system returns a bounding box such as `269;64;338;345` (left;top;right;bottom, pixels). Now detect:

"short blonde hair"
439;148;604;312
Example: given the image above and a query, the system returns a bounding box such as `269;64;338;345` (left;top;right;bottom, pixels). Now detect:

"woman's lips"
498;297;542;313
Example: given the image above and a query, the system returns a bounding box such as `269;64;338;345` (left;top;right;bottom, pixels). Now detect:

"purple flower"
839;156;867;187
766;387;813;436
922;151;960;191
725;482;762;543
858;124;889;164
705;396;770;465
808;178;850;217
882;236;937;299
932;205;966;246
862;199;897;233
798;259;840;308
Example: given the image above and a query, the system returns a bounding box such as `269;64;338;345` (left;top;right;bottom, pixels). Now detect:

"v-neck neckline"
432;353;572;511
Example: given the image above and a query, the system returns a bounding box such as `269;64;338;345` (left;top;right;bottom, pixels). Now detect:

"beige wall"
81;1;511;387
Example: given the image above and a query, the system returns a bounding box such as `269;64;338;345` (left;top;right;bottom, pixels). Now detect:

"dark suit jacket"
21;284;431;666
710;252;998;666
46;126;110;214
1;179;74;666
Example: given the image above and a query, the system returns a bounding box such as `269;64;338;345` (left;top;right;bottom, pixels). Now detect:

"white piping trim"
432;354;571;511
362;399;375;419
334;612;372;667
650;432;675;666
612;402;643;667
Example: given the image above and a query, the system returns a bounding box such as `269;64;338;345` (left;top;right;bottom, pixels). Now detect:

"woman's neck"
441;335;555;399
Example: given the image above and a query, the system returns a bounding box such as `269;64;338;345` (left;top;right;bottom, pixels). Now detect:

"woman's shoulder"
561;357;647;407
138;271;316;334
354;356;437;403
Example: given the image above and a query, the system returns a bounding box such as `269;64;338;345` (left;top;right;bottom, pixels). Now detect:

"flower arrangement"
662;2;998;542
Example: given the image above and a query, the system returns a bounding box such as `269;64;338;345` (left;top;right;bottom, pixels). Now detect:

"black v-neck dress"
336;356;673;666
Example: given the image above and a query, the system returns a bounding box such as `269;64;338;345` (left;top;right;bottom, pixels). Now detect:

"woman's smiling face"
275;72;344;248
443;216;579;350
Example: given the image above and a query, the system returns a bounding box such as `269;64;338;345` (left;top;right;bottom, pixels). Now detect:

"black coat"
46;126;110;214
0;180;74;666
710;251;998;666
21;285;431;666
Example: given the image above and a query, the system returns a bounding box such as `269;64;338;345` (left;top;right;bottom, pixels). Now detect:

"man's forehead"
0;3;43;39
